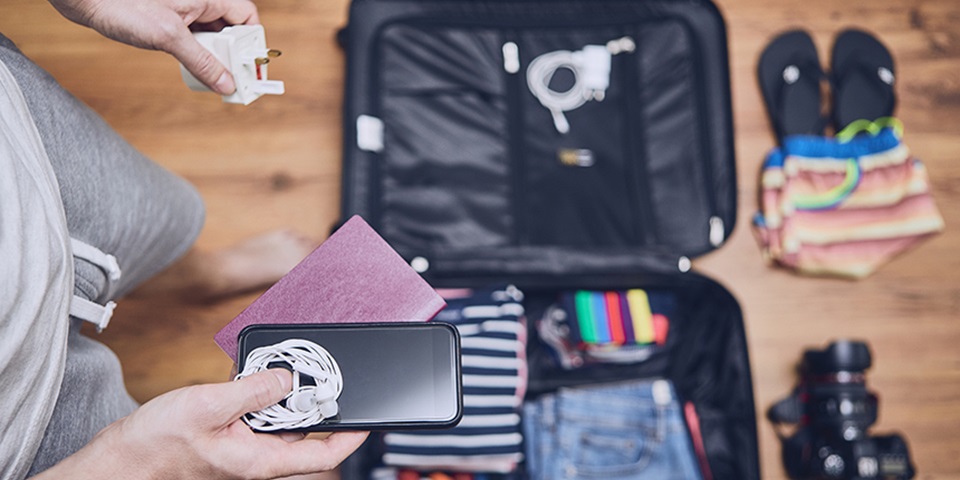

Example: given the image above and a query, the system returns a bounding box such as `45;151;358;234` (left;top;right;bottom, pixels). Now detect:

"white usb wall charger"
235;338;343;431
180;25;285;105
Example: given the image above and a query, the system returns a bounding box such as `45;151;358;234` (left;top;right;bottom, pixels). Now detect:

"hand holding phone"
237;323;463;432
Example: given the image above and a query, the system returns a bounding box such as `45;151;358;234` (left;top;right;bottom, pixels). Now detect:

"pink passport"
214;215;446;362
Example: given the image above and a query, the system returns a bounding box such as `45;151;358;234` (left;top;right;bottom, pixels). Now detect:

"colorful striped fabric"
753;120;944;279
369;467;512;480
560;289;673;347
381;286;527;474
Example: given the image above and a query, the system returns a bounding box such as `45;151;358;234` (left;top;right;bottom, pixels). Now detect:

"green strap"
836;116;903;143
792;157;861;210
574;290;598;344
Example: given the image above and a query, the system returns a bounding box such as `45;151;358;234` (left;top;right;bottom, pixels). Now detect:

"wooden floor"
2;0;958;478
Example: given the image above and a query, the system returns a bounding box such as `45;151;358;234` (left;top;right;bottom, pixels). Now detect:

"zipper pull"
502;42;520;74
356;115;384;153
709;216;725;247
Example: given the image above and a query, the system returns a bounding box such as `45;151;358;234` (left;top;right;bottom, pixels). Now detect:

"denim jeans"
522;379;702;480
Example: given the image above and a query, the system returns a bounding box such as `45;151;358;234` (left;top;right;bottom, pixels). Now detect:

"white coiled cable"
526;49;589;134
525;36;636;134
235;338;343;431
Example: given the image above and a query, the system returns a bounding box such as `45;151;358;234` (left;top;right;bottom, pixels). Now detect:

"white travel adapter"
180;25;285;105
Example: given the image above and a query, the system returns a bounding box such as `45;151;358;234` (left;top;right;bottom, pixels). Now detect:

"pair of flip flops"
758;29;896;143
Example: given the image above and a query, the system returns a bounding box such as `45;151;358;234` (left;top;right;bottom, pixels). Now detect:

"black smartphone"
237;322;462;431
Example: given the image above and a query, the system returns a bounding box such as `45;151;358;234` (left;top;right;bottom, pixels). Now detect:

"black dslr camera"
768;340;915;479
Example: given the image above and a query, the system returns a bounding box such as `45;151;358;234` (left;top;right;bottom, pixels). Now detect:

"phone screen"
238;323;462;430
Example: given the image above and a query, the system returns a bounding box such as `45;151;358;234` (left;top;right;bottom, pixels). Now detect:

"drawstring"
69;238;122;331
69;296;116;332
70;238;121;282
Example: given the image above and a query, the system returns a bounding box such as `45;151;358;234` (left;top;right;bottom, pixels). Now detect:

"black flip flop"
758;30;827;143
830;29;896;131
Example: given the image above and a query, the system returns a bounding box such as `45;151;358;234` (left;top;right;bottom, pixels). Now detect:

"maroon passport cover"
214;215;446;362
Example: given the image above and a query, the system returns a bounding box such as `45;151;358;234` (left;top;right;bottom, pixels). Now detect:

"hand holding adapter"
46;0;259;94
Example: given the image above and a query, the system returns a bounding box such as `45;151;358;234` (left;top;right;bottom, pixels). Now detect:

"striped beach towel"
381;286;527;474
753;118;944;278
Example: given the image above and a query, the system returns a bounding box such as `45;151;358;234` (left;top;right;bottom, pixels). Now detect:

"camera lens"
804;340;872;375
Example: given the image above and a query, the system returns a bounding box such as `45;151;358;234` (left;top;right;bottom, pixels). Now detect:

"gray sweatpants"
0;36;206;475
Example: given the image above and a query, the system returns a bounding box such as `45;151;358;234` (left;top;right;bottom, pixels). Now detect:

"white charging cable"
525;36;636;134
235;338;343;431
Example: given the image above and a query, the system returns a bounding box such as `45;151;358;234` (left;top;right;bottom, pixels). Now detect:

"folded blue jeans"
522;379;702;480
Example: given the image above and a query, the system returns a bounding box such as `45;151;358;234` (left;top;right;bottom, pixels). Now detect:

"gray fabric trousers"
0;36;206;475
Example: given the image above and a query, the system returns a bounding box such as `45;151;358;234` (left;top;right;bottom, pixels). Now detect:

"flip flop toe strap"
773;56;827;138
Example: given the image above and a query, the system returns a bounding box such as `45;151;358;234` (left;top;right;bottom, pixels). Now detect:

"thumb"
214;369;292;423
169;31;236;95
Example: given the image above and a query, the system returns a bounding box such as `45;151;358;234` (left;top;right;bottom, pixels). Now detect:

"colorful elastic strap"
565;289;667;346
792;157;861;211
591;292;611;344
605;291;626;344
574;290;598;344
835;116;903;143
793;117;903;211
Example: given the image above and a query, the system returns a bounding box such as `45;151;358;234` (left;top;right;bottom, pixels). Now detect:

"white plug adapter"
180;25;285;105
575;45;612;100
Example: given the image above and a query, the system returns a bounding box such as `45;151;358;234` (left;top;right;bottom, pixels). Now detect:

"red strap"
605;291;626;344
684;401;714;480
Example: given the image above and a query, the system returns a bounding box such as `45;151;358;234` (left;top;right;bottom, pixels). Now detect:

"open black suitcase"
337;0;759;478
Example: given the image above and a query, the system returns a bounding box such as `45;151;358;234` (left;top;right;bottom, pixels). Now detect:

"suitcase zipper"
504;34;528;246
364;27;386;228
687;24;731;250
621;29;658;246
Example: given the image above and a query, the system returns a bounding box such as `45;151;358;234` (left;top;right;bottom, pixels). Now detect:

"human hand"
36;370;369;479
46;0;259;94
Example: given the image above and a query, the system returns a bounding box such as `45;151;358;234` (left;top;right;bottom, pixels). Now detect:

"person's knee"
179;181;206;244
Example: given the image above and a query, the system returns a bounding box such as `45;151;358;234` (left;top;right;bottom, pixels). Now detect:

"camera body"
770;341;915;479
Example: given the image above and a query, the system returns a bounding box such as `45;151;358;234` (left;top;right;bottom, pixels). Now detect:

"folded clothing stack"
753;119;944;278
522;379;704;480
379;286;527;475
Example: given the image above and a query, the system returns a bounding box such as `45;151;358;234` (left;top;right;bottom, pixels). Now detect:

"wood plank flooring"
1;0;958;477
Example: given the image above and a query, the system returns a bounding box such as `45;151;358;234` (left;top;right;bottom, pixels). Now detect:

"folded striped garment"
753;119;944;278
381;285;527;474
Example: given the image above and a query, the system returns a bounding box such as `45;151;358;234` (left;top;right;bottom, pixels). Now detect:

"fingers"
278;432;307;443
278;432;371;473
209;369;292;423
164;0;260;95
190;0;260;26
168;31;236;94
218;0;260;26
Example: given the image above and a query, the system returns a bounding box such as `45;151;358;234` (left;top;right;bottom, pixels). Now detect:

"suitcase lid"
339;0;736;282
